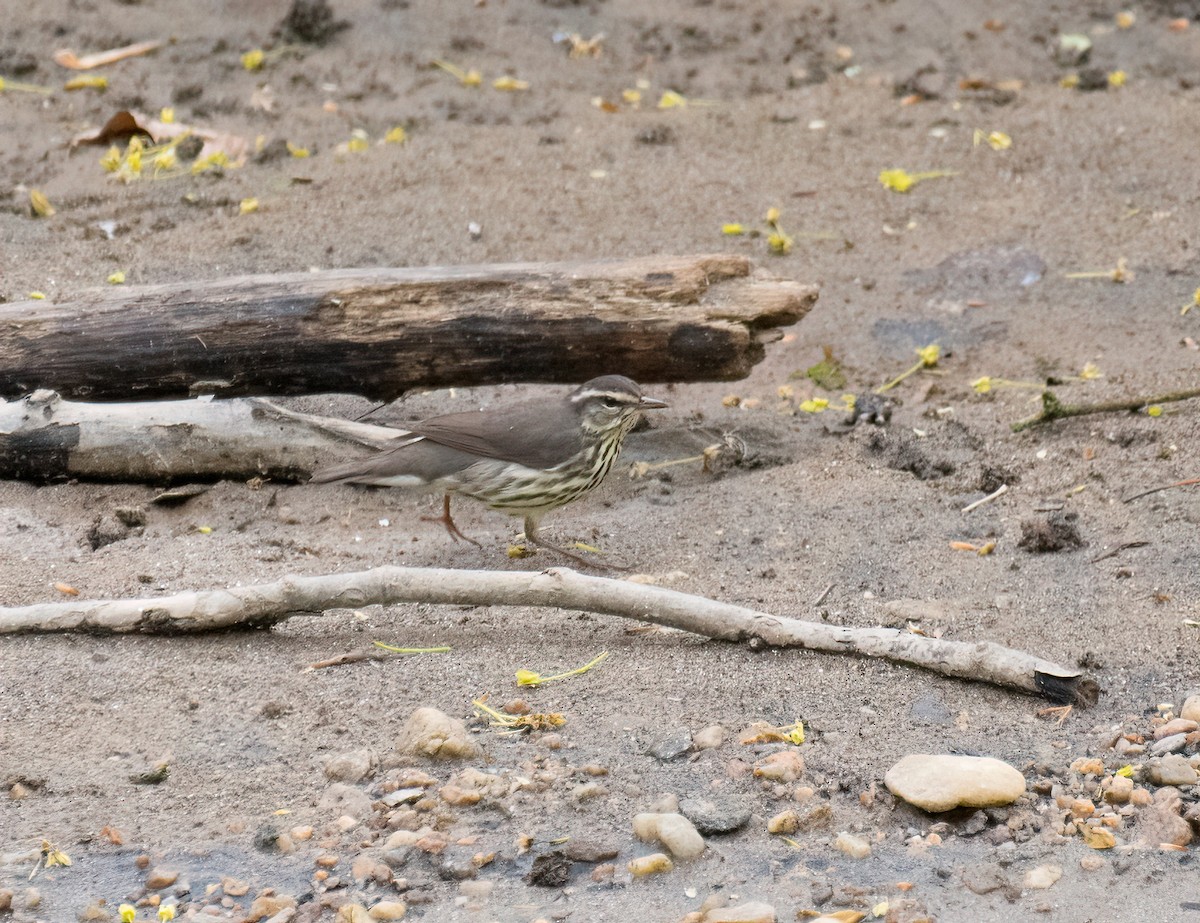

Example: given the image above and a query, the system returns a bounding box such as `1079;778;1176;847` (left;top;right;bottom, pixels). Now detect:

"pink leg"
421;495;481;547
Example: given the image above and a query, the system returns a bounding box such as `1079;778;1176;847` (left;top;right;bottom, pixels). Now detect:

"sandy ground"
2;0;1200;920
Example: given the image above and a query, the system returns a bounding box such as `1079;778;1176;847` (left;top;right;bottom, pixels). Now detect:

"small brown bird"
310;375;667;563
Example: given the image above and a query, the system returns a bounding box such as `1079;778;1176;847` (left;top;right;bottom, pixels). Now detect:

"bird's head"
570;375;668;437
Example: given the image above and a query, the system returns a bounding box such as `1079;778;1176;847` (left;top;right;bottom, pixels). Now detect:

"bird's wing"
409;403;584;470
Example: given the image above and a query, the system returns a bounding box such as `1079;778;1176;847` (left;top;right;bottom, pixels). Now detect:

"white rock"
1180;694;1200;723
1023;863;1062;889
884;754;1026;812
396;707;479;759
833;832;871;859
632;812;705;859
703;901;776;923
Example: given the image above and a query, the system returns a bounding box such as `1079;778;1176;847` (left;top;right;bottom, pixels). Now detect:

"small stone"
679;796;752;836
647;727;692;761
1135;804;1193;848
1079;855;1105;871
222;877;250;896
793;803;834;832
1070;757;1105;776
1102;776;1133;804
135;854;151;869
591;863;615;883
962;862;1008;895
325;749;377;783
766;810;799;835
247;894;297;920
291;825;314;841
1151;733;1187;755
0;889;11;912
650;793;680;814
753;751;805;783
540;733;563;750
1022;864;1062;890
627;853;673;877
8;782;30;800
1080;825;1116;849
336;906;372;923
368;901;407;921
632;813;705;859
563;838;618;863
430;846;478;881
438;784;480;806
21;888;40;911
692;725;727;750
1154;718;1198;739
396;707;480;760
571;782;608;803
1070;799;1095;818
885;754;1025;812
1180;694;1200;723
1130;787;1154;806
703;901;776;923
319;782;373;821
833;832;870;859
1146;754;1198;787
145;868;179;890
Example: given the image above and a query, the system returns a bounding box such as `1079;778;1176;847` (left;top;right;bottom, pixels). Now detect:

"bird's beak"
638;395;669;410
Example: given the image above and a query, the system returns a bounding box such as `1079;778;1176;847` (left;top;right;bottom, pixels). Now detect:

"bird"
309;375;668;565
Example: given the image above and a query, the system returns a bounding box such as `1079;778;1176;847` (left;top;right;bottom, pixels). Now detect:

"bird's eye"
601;397;620;408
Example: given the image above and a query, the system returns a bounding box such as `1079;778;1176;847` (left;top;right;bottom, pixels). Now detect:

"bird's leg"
520;515;626;571
421;495;481;547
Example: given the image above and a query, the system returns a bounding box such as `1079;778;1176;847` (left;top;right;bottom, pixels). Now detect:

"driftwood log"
0;391;404;481
0;255;817;401
0;566;1097;705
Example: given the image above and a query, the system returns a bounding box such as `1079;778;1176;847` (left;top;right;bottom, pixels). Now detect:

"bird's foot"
517;534;629;572
422;496;482;547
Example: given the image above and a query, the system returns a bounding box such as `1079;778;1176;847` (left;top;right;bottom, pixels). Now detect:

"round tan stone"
884;754;1026;812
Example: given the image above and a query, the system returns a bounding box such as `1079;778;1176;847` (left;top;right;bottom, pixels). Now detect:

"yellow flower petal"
29;291;46;300
30;189;55;217
242;49;265;71
286;141;310;158
722;223;745;235
160;107;175;123
972;376;993;393
384;125;407;143
1146;404;1163;417
239;197;259;215
492;75;529;91
1108;70;1127;87
64;75;108;91
657;90;687;109
107;271;126;285
120;904;137;923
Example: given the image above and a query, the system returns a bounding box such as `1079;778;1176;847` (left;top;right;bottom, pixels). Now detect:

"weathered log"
0;565;1098;705
0;255;817;401
0;391;402;481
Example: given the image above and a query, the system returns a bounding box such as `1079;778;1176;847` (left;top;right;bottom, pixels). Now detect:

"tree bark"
0;255;817;402
0;565;1097;705
0;391;403;481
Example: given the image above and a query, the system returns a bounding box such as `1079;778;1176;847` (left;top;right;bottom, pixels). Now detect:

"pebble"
1150;733;1187;754
832;832;871;859
8;782;30;800
752;751;805;783
0;890;11;913
702;901;777;923
633;812;706;859
337;906;372;923
430;846;479;881
563;837;618;863
571;782;608;803
1022;864;1062;889
627;853;673;877
766;810;799;835
1135;804;1193;848
247;894;297;920
1145;754;1198;787
1102;777;1133;804
319;782;374;821
692;725;727;750
1154;718;1198;739
679;796;752;835
1079;855;1106;871
368;901;407;921
962;862;1009;895
792;803;834;832
647;727;692;761
884;754;1025;811
396;707;480;759
325;749;377;783
1180;694;1200;723
146;868;179;890
222;877;250;896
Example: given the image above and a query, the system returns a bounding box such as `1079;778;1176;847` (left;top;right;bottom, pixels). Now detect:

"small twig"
962;483;1008;513
307;649;398;670
1123;478;1200;503
1011;387;1200;432
812;583;834;607
1089;540;1150;564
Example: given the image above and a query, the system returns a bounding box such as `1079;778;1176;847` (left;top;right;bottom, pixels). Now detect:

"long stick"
0;566;1096;705
1011;387;1200;432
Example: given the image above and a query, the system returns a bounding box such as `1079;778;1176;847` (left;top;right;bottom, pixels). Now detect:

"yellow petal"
722;223;745;235
917;343;940;366
107;271;126;285
657;90;687;109
972;376;992;393
120;904;137;923
242;49;265;71
286;141;310;158
29;291;46;300
879;168;915;192
1146;404;1163;417
239;197;259;215
492;75;529;91
64;75;108;91
1108;70;1127;87
30;189;55;217
160;107;175;123
384;125;407;143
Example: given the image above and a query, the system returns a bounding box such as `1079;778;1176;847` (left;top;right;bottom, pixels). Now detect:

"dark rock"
429;846;479;881
679;796;753;836
646;727;692;761
563;838;619;862
635;124;676;145
275;0;350;45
